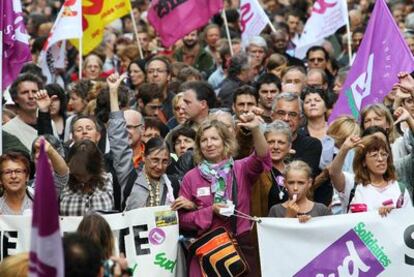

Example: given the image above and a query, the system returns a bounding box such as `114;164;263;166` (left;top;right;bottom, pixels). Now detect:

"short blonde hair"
194;120;237;164
327;115;361;147
0;253;29;277
283;160;312;179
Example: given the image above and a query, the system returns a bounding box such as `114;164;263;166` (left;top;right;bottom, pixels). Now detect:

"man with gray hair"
218;53;256;109
246;36;268;76
271;92;322;176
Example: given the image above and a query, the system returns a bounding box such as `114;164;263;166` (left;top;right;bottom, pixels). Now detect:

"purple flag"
29;140;64;277
147;0;223;47
329;0;414;122
1;0;32;90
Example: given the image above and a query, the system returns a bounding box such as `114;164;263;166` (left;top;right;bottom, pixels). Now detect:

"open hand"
34;90;52;112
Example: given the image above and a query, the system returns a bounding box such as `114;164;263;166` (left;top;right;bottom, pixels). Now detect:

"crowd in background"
1;0;414;276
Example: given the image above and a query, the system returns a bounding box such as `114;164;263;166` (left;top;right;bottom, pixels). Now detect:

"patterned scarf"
198;158;234;204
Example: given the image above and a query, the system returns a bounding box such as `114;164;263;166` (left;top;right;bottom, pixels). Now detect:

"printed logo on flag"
345;54;374;119
294;222;390;276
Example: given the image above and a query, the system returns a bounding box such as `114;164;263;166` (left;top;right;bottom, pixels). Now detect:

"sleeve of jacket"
178;175;214;233
37;111;54;136
107;111;135;205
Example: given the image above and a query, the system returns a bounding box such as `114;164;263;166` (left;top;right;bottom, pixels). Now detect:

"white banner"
258;208;414;276
0;206;179;277
294;0;348;59
240;0;268;45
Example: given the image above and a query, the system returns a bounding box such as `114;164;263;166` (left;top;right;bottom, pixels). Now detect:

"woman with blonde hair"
360;103;408;160
167;93;188;129
178;113;271;276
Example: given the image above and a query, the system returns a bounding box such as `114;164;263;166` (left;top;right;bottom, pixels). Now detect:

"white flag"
294;0;349;59
40;0;82;84
240;0;269;44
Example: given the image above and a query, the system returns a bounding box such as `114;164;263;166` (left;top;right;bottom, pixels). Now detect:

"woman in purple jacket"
178;112;271;276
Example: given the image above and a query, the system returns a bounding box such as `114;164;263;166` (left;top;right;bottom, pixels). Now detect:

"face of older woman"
303;93;326;119
363;111;389;130
266;132;290;163
145;149;170;180
0;160;28;194
200;127;225;163
84;55;102;80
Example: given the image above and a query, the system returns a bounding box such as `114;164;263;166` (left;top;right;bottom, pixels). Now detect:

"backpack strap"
346;181;358;212
121;169;138;211
230;170;238;235
398;181;406;195
396;181;407;208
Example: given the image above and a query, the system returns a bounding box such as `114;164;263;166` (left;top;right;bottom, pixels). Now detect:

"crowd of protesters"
1;0;414;276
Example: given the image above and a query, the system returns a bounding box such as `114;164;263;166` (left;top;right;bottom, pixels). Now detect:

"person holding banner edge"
268;160;332;222
329;116;413;216
178;114;271;276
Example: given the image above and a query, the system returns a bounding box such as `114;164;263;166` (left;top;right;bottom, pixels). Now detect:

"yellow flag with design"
71;0;131;55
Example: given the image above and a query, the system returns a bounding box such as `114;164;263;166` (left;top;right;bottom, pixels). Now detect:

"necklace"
145;172;161;207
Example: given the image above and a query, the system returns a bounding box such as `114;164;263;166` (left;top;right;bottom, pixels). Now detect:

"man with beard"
174;30;215;78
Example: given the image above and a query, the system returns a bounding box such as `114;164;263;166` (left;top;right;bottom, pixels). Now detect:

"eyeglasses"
308;58;325;63
126;124;144;130
147;68;168;75
146;157;171;167
274;110;299;119
2;169;27;177
366;151;389;160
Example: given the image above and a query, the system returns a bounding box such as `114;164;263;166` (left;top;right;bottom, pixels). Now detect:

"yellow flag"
71;0;131;55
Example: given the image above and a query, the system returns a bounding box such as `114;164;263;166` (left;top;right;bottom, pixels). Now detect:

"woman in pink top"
178;113;271;277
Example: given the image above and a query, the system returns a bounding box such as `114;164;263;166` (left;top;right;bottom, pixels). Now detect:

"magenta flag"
147;0;223;47
1;0;32;90
329;0;414;122
29;140;64;277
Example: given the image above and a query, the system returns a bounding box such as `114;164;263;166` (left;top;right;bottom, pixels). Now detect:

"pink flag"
147;0;223;47
1;0;32;90
329;0;414;122
29;140;64;277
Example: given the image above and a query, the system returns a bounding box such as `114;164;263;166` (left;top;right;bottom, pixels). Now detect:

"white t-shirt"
339;172;412;212
337;173;412;212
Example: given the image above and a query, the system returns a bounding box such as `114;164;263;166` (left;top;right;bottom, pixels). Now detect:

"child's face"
284;169;311;201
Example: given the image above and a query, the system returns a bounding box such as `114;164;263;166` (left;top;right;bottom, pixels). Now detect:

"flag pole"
128;0;144;59
79;38;83;80
222;10;234;56
0;29;3;155
257;0;276;33
345;1;353;66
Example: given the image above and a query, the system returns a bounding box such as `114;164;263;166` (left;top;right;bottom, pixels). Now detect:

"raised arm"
34;90;54;136
237;112;268;158
329;135;361;192
106;73;135;205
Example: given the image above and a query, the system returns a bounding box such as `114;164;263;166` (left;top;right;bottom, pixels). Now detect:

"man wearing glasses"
146;56;175;119
271;92;322;176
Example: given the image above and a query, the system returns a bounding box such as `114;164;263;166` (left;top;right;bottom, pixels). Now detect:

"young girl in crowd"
268;160;331;222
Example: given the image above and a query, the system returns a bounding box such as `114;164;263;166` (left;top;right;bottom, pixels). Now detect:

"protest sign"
0;206;179;277
258;208;414;276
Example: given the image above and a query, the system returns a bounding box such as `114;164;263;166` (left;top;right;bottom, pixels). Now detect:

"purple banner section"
294;229;384;276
